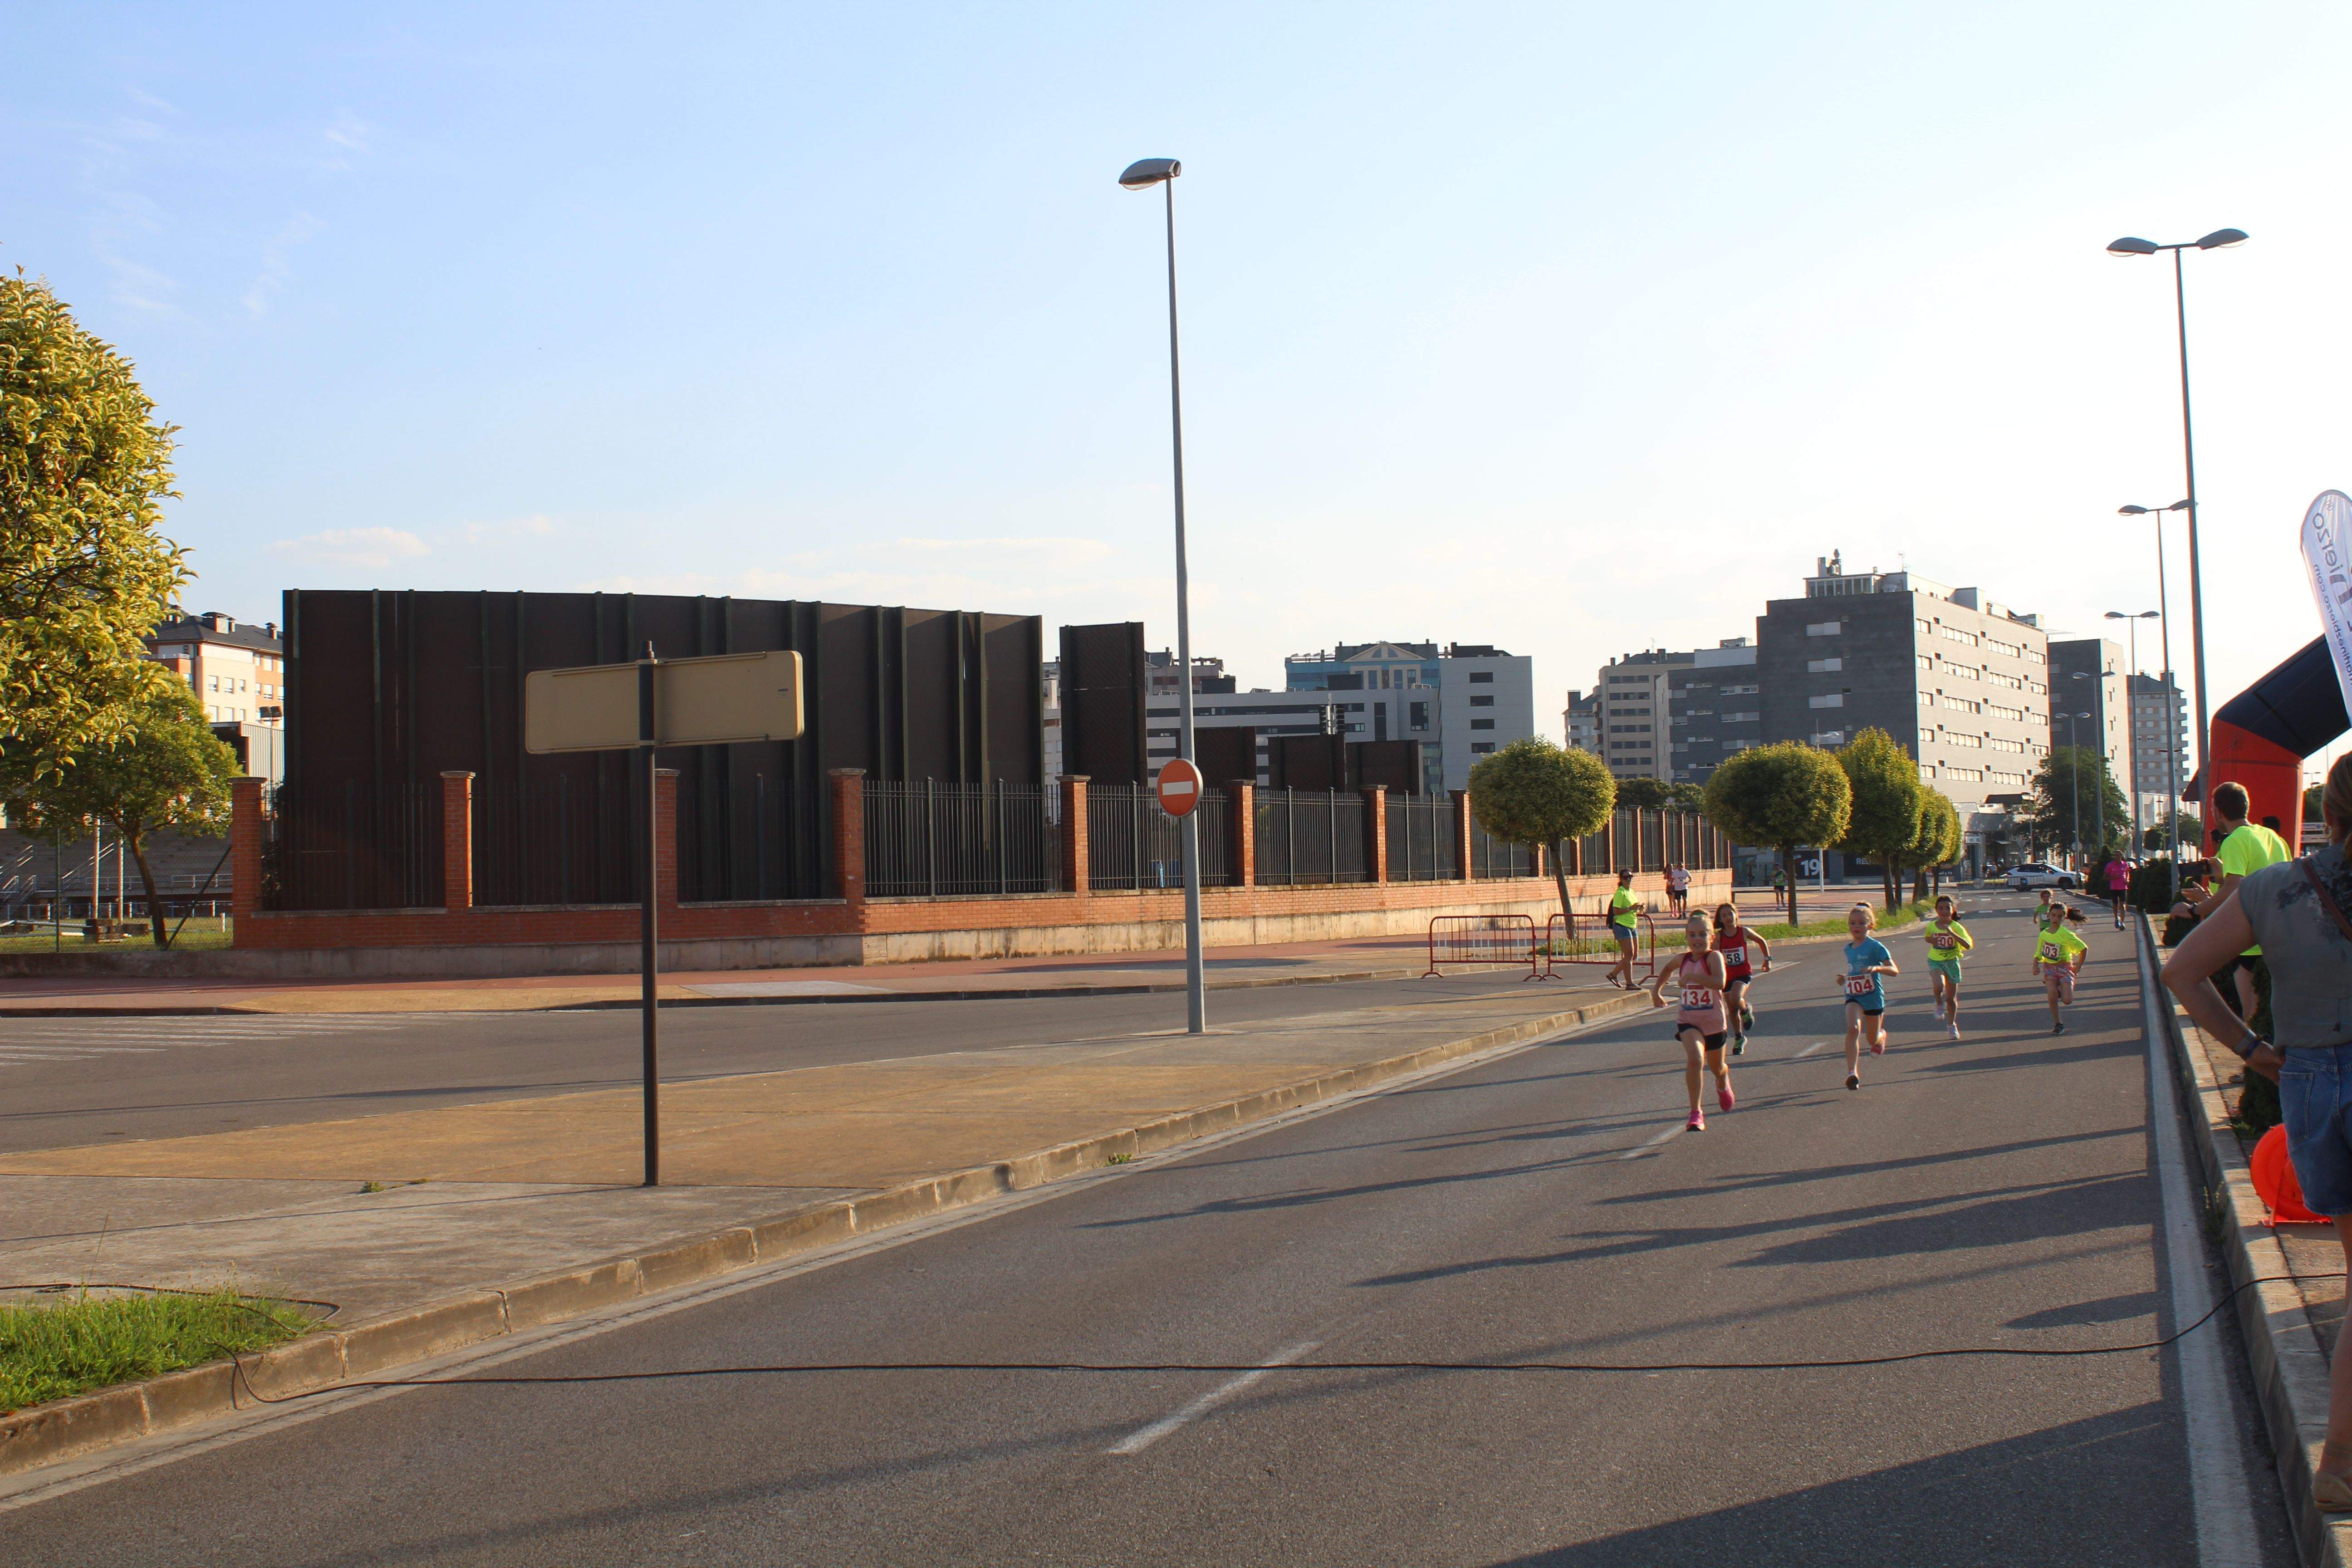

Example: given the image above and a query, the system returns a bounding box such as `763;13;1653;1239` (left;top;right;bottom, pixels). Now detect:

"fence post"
1366;786;1388;883
1060;776;1089;896
1230;780;1255;887
230;777;264;937
1532;840;1545;882
1450;789;1473;882
829;768;866;911
440;771;475;912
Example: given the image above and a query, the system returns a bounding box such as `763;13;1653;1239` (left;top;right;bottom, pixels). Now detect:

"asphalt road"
0;975;1537;1153
4;897;2299;1564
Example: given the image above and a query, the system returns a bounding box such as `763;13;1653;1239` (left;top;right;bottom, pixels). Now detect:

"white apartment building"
145;611;285;726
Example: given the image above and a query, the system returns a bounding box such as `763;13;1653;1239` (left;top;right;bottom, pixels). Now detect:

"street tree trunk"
1548;838;1573;932
1780;842;1798;926
121;819;167;947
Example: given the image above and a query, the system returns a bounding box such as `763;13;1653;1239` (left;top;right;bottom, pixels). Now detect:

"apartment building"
1286;641;1533;793
145;610;285;726
1756;552;2050;825
2129;671;2189;830
1593;649;1685;780
2047;637;2135;811
1667;639;1764;785
1563;688;1599;755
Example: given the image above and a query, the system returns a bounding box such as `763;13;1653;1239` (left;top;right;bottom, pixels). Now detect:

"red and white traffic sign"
1155;757;1204;818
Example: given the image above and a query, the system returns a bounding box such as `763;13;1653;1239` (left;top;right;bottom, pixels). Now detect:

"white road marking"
1793;1041;1827;1058
1107;1339;1322;1455
1619;1125;1685;1161
2134;928;2264;1567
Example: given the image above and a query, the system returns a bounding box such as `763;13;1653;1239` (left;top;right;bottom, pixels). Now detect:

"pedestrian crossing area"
0;1013;452;1068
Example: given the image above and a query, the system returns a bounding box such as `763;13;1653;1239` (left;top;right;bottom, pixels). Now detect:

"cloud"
270;528;430;570
323;113;372;153
887;536;1115;565
242;212;321;317
462;514;561;545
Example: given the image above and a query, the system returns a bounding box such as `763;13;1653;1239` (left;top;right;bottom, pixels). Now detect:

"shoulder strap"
2298;856;2352;946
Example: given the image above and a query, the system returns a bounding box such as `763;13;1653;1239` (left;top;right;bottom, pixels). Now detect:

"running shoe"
2052;1019;2066;1035
1871;1037;1886;1056
1686;1110;1706;1132
1845;1073;1861;1091
1947;1022;1960;1041
1731;1034;1746;1056
1717;1085;1735;1113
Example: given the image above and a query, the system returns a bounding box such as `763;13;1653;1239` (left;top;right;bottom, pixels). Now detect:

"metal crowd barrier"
1540;910;1657;982
1423;914;1539;980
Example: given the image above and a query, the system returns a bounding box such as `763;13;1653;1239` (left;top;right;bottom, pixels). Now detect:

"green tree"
2145;808;2203;855
2028;746;2128;860
1701;742;1852;926
1613;776;1672;811
1835;728;1927;911
1469;738;1617;925
1666;781;1707;810
1902;789;1964;903
1;274;187;785
2;684;239;946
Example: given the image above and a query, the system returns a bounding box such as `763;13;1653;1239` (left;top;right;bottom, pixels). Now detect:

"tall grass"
0;1288;314;1413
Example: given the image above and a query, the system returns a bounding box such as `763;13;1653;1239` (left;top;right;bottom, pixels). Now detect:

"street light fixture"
2119;501;2191;891
1118;155;1206;1036
2105;609;2161;850
2063;711;2095;862
2068;674;2107;857
2106;229;2245;823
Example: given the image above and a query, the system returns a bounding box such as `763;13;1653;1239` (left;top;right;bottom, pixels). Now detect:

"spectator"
2165;755;2352;1508
2176;782;2292;1023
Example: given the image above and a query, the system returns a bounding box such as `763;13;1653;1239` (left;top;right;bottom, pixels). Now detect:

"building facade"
146;611;286;727
1667;639;1763;785
1285;640;1533;793
2047;637;2135;831
1593;650;1686;780
1757;553;2050;828
2129;671;2189;836
1563;688;1598;755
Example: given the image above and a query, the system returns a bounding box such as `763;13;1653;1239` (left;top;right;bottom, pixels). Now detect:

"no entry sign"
1156;757;1204;818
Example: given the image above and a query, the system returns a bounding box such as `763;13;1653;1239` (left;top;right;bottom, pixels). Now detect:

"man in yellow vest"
2174;780;2292;1020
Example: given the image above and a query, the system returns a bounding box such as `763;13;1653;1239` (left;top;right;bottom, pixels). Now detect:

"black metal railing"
1468;819;1536;879
865;779;1059;897
1386;794;1457;882
261;782;443;911
471;779;638;907
1088;784;1232;890
1254;789;1367;886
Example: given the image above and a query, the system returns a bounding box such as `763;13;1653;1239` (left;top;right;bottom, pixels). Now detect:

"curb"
0;986;1652;1480
0;965;1433;1020
2143;917;2348;1568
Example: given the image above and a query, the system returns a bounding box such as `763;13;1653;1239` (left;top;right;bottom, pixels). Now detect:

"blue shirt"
1842;937;1892;1009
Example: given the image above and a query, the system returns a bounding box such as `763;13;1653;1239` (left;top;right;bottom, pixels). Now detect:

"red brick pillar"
1450;789;1474;881
1060;776;1090;896
230;776;264;938
1603;809;1619;873
1230;781;1255;887
829;769;866;909
1532;839;1545;880
655;768;682;912
440;771;474;911
1366;786;1388;883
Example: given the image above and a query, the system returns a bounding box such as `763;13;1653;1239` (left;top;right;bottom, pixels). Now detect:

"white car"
2007;862;2079;891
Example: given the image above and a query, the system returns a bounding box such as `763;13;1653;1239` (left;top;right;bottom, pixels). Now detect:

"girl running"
1650;912;1732;1130
1711;901;1774;1055
1921;894;1973;1040
2104;856;2132;928
1840;903;1898;1091
2035;903;2090;1034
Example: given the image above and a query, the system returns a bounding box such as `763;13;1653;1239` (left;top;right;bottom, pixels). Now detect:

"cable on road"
213;1268;2341;1406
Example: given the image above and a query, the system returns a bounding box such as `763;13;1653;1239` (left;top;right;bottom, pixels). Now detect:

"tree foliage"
1899;789;1964;903
2;683;239;946
1701;742;1852;924
2145;808;2203;855
1613;777;1672;811
1;274;186;784
1470;738;1616;923
1833;728;1927;909
2028;746;2130;856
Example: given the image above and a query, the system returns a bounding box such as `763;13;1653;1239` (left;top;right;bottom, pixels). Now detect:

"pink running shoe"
1870;1037;1887;1056
1717;1085;1736;1113
1686;1109;1706;1132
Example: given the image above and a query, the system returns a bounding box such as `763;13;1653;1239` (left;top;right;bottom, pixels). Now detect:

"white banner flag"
2303;490;2352;719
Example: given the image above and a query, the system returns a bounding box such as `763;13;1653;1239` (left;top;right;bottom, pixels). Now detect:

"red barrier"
1541;910;1656;981
1424;914;1539;980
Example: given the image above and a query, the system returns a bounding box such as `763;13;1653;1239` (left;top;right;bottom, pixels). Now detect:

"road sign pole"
639;654;660;1188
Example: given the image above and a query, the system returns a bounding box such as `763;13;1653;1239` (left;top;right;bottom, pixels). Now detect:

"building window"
1723;710;1759;723
1469;671;1494;683
1806;621;1842;637
1720;684;1758;696
1470;719;1495;730
1807;657;1842;673
1808;693;1844;709
1470;695;1494;707
1471;742;1495;754
1916;654;1932;671
1409;701;1429;729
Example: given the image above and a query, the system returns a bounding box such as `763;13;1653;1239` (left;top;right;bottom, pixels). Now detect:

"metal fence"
1386;794;1458;882
470;779;641;907
261;782;443;911
866;779;1060;897
1088;784;1231;890
1468;820;1537;879
1254;789;1368;886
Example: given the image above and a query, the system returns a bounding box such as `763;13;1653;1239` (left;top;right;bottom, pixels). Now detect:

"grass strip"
1739;901;1934;943
0;1289;315;1414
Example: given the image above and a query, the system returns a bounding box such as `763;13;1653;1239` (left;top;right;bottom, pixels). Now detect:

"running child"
1921;893;1973;1040
2034;903;2089;1034
1649;912;1733;1131
1711;901;1774;1056
1840;903;1899;1091
2104;856;2132;929
1604;870;1642;990
2030;887;2056;975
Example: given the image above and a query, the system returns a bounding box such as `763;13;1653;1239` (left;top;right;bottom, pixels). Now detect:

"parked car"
2007;862;2078;891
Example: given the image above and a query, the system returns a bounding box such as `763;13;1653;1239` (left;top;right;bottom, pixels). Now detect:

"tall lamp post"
2106;228;2246;819
2120;501;2190;892
2063;711;2093;864
2068;671;2106;858
1119;156;1206;1035
2103;608;2160;853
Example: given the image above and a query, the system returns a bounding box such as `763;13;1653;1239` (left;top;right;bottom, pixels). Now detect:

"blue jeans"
2281;1045;2352;1216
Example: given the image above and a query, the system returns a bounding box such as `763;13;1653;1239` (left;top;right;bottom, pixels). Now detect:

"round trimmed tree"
1701;742;1852;926
1469;738;1617;925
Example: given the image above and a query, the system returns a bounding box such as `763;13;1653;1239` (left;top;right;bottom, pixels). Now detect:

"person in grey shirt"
2166;754;2352;1508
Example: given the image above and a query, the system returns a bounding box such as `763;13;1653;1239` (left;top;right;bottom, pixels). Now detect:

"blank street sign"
524;650;804;754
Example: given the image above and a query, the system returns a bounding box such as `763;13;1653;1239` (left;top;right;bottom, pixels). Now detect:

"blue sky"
9;3;2350;777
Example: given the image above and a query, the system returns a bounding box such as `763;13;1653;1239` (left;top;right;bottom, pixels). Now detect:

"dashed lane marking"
1618;1125;1686;1161
1107;1339;1323;1455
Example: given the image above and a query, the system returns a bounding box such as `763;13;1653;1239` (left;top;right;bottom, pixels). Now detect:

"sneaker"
1871;1037;1886;1056
1686;1110;1706;1132
1717;1085;1736;1113
1731;1034;1746;1056
1947;1022;1960;1041
2053;1019;2066;1035
1845;1073;1861;1091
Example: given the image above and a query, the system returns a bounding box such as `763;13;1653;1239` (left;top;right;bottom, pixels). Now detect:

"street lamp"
2068;672;2106;857
2107;227;2245;819
1119;156;1206;1035
2105;608;2160;851
2121;501;2191;891
2063;711;2094;862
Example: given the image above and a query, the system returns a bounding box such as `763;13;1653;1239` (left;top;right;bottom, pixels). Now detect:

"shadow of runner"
1481;1403;2188;1568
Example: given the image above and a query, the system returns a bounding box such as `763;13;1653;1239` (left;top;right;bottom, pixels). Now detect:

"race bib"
1720;944;1747;968
1843;973;1876;996
1928;933;1955;951
1681;987;1713;1010
2040;941;2067;964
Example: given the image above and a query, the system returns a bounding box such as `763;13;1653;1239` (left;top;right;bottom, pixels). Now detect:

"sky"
8;2;2350;784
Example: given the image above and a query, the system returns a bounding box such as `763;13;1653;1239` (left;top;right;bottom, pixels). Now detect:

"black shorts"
1673;1028;1729;1050
1847;1004;1885;1018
